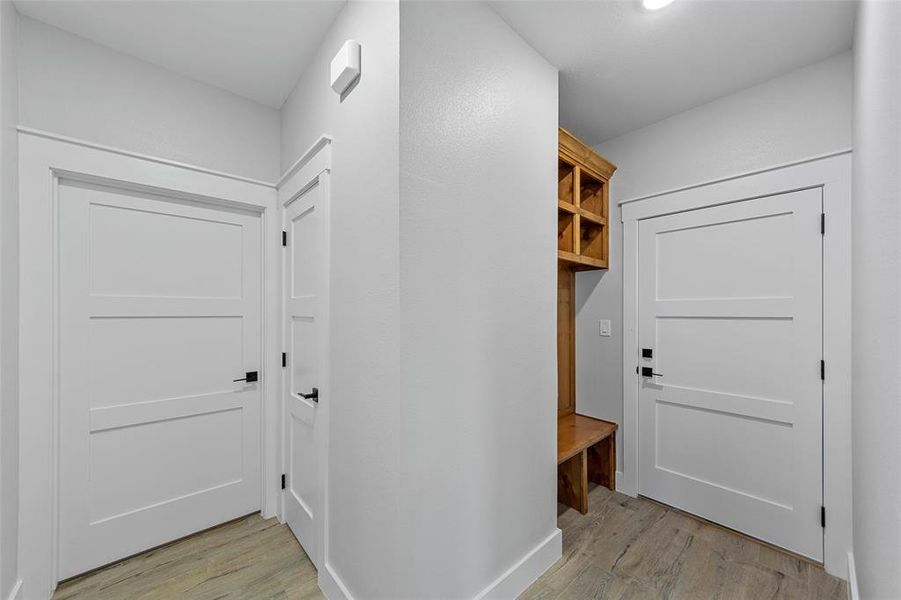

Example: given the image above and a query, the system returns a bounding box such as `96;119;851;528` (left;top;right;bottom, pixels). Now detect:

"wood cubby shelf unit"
557;127;616;418
556;128;618;513
557;128;615;272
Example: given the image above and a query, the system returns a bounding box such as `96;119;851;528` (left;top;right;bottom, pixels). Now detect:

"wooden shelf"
558;200;577;214
558;250;607;271
556;128;614;275
578;209;606;226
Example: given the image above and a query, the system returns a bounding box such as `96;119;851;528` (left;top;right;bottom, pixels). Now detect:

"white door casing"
620;152;852;577
282;178;327;570
18;130;280;599
57;182;263;578
637;189;823;560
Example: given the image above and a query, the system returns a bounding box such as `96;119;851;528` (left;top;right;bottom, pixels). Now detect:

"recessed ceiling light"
641;0;676;11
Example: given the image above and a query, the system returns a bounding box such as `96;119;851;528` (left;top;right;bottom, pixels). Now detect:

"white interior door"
58;181;262;579
283;178;326;570
637;188;823;560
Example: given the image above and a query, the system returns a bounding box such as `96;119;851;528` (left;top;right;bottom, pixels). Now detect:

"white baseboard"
4;579;22;600
473;528;562;600
319;562;353;600
615;470;638;497
318;529;562;600
847;552;859;600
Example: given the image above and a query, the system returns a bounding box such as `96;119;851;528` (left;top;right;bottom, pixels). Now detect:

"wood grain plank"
522;486;848;600
53;513;321;600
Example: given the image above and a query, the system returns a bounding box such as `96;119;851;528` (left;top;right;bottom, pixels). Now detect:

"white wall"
851;2;901;597
576;52;853;472
18;15;280;182
282;2;559;597
398;2;558;598
0;2;17;597
280;2;402;597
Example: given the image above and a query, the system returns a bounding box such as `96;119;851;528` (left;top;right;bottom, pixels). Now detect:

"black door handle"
234;371;259;383
299;387;319;402
641;367;663;378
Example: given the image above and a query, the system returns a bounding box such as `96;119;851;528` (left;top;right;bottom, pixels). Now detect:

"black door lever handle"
299;387;319;402
234;371;259;383
641;367;663;377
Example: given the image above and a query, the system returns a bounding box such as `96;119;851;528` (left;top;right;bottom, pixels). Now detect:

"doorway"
620;153;852;576
637;188;823;560
56;181;263;578
18;132;280;599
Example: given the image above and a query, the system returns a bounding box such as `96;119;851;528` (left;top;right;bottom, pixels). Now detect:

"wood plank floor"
53;488;847;600
53;513;323;600
521;485;848;600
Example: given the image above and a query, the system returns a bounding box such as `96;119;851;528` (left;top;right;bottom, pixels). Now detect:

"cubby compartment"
558;159;575;206
580;221;606;263
558;211;575;253
579;170;605;218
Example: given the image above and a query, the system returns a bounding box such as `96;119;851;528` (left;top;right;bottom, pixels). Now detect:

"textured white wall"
18;16;280;182
851;2;901;597
280;2;402;597
282;2;559;596
398;2;558;597
576;52;853;472
0;2;17;597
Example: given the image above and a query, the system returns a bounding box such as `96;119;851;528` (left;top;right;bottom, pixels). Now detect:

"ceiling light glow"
641;0;676;11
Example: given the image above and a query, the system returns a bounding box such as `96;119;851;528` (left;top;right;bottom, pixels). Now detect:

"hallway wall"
18;15;280;182
851;1;901;597
0;2;17;598
399;1;559;597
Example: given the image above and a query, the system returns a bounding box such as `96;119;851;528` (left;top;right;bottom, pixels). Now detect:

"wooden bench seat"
557;413;617;514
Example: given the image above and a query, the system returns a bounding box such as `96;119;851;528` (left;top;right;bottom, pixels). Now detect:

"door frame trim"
17;131;280;599
275;137;341;596
620;152;852;579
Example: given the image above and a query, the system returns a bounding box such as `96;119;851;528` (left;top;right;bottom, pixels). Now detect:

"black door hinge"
281;474;286;490
821;506;826;528
282;352;287;368
821;213;825;235
821;360;825;381
282;231;287;247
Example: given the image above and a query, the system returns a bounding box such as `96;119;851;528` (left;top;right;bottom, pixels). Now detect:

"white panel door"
283;179;325;570
638;188;823;560
58;181;262;578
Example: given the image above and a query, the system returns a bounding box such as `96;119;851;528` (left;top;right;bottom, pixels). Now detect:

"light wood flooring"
53;513;322;600
53;487;848;600
522;485;848;600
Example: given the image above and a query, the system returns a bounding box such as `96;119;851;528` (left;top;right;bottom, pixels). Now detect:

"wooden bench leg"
558;450;589;514
587;431;616;491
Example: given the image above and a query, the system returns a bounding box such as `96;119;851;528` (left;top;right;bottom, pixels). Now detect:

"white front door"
58;181;262;578
638;188;823;560
283;177;326;570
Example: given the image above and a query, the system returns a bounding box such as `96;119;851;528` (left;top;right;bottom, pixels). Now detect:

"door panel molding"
621;152;851;578
18;131;279;599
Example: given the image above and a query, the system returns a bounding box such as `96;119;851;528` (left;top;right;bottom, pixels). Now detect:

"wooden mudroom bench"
557;413;617;514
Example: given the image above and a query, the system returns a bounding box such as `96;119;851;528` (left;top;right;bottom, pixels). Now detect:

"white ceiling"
490;0;856;145
14;0;347;108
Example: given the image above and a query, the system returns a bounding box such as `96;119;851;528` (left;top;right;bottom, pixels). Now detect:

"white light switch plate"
599;320;612;337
